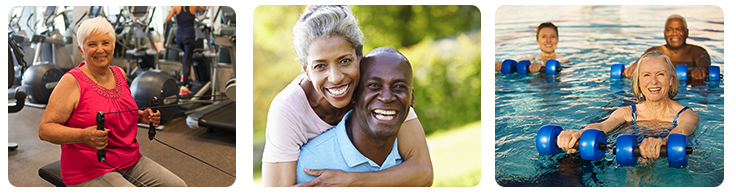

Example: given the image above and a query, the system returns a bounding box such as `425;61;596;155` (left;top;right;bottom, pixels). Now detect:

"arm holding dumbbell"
639;108;699;162
689;47;711;80
557;108;629;154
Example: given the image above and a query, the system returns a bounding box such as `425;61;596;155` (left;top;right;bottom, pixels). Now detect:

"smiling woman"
259;5;432;187
555;50;699;162
494;22;569;73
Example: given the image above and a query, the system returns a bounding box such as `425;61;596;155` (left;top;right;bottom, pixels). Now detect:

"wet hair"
536;22;558;40
632;50;679;103
293;5;364;65
666;14;688;29
76;17;116;49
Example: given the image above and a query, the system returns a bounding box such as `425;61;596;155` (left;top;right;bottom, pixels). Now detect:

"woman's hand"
84;126;109;150
556;130;581;154
495;61;503;71
292;168;356;187
530;62;544;73
139;108;161;127
639;137;666;163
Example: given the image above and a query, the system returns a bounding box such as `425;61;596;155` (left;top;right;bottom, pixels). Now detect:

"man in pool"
624;14;711;80
294;47;423;186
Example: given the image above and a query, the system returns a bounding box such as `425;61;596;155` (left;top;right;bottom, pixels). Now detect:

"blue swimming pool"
494;5;724;187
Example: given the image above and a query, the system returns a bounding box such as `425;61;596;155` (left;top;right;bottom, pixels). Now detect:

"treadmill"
186;34;236;132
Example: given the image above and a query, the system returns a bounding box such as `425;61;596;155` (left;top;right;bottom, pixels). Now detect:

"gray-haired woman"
555;50;699;164
260;5;432;187
38;17;185;187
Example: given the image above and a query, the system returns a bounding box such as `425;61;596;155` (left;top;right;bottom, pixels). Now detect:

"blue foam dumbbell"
516;60;532;74
536;125;607;160
610;64;625;79
708;65;721;81
545;59;561;75
501;59;517;74
614;133;692;167
676;64;722;82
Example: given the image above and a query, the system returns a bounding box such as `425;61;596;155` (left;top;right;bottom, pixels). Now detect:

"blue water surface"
494;5;724;187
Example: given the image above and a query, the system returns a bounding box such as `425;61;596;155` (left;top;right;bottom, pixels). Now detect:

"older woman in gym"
495;22;571;73
260;5;432;186
38;17;186;187
555;50;699;164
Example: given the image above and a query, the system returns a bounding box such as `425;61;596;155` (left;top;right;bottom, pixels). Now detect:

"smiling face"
536;27;558;54
78;30;114;68
303;36;361;108
637;57;674;102
664;17;688;49
353;51;413;140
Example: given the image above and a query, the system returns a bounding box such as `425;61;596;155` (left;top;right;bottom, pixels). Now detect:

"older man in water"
624;14;711;80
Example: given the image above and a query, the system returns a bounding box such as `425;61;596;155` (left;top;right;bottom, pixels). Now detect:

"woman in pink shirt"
38;17;185;187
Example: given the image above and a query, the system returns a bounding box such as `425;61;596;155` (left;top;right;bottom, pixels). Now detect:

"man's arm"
624;46;662;77
294;118;433;187
689;45;711;80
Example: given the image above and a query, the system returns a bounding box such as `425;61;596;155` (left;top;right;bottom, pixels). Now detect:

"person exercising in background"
624;14;711;80
165;6;205;95
495;22;571;73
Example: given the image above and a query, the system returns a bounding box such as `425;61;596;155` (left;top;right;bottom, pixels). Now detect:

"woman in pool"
495;22;571;73
259;5;432;187
556;50;699;163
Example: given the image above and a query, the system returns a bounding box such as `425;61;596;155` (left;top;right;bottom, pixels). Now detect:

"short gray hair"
292;5;364;65
666;14;688;29
632;50;679;103
76;17;116;49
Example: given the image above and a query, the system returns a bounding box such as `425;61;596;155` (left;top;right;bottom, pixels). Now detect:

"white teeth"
373;109;396;115
327;84;349;96
649;87;661;92
373;109;396;121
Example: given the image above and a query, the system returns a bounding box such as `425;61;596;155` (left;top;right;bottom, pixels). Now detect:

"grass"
252;121;482;187
427;121;481;187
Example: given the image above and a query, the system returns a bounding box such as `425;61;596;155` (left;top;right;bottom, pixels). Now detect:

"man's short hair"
666;14;688;29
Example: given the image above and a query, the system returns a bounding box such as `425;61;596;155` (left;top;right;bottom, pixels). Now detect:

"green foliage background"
254;5;481;139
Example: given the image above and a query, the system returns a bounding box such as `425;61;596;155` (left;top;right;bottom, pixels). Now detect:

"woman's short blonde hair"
632;50;679;103
76;17;116;49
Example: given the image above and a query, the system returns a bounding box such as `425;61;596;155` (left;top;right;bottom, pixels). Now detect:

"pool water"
494;5;724;187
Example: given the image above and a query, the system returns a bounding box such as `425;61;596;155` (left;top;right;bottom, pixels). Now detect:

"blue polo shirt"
296;110;403;184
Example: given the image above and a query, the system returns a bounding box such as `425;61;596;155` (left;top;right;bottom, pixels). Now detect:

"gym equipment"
186;27;236;132
610;63;625;79
676;64;722;82
129;70;179;121
96;112;106;162
39;160;65;186
536;125;607;160
21;6;74;104
614;133;692;168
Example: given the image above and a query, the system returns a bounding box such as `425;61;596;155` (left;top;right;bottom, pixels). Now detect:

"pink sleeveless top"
61;62;141;185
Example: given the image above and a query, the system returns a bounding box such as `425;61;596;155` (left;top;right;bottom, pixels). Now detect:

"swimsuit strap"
631;104;637;123
673;107;690;126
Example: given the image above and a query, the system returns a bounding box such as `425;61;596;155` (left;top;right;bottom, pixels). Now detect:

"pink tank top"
61;62;141;185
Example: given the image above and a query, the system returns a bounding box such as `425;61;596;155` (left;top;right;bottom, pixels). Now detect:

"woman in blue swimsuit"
556;50;699;164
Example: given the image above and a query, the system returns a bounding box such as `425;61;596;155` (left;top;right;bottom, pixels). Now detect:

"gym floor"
8;106;237;187
7;59;237;187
